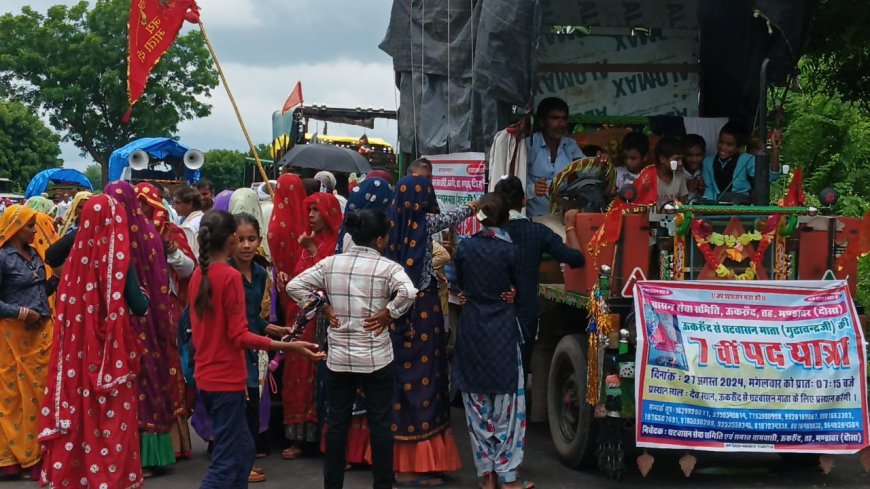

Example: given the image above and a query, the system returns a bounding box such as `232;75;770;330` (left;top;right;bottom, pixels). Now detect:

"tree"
801;0;870;110
84;164;102;191
0;1;219;185
0;99;62;188
201;149;246;193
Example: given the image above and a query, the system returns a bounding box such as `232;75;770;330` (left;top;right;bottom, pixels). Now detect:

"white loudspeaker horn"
183;149;205;170
128;150;150;171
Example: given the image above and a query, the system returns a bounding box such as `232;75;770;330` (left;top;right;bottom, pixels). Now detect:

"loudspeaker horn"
128;150;149;171
183;149;205;170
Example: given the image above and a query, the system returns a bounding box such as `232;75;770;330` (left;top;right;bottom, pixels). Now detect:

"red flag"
632;165;658;206
282;82;304;114
588;165;658;254
125;0;201;122
782;167;806;207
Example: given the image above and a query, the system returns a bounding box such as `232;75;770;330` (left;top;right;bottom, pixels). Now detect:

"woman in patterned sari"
386;176;477;486
281;192;342;458
268;175;307;318
0;205;57;480
266;174;308;459
105;181;176;473
39;194;150;489
135;182;197;460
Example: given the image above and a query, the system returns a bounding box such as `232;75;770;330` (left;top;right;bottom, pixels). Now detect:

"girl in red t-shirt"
189;210;324;488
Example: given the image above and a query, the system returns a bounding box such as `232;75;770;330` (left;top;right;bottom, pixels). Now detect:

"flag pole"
196;20;274;198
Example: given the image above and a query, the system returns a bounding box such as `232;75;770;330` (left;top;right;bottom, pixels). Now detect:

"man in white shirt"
287;208;416;489
172;186;204;256
56;192;71;221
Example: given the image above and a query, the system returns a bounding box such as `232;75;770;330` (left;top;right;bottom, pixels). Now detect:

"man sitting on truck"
525;97;584;217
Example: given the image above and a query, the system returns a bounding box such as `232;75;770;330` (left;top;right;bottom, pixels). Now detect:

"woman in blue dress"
453;193;533;489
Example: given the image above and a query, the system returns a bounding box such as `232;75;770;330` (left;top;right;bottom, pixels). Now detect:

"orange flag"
125;0;201;122
282;82;304;114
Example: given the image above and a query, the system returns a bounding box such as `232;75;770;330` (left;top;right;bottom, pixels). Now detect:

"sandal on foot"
281;447;302;460
248;470;266;483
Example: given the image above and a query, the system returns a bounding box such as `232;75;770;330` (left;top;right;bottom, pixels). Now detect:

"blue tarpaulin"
24;168;93;199
108;137;200;183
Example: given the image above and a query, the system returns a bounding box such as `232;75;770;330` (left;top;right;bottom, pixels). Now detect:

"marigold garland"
691;220;774;280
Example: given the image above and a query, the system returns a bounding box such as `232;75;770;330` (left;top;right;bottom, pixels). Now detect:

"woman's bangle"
18;307;27;321
565;226;575;232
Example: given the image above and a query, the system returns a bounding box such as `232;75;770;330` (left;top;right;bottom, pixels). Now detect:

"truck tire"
547;333;596;468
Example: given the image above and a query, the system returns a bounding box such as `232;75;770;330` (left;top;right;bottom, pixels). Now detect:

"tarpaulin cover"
380;0;814;156
108;137;199;183
24;168;93;199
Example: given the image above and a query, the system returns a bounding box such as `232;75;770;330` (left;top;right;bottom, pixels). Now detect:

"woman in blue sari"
385;176;476;486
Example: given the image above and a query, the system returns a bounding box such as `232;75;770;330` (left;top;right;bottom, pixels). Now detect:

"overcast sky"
2;0;397;171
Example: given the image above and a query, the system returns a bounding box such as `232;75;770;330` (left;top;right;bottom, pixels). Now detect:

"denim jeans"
324;364;395;489
199;391;254;489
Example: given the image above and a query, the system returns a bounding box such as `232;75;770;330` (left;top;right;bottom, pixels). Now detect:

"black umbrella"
276;143;373;174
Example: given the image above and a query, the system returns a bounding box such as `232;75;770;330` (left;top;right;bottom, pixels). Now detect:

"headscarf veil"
337;177;393;253
59;191;94;237
38;194;139;439
386;175;435;288
267;174;307;278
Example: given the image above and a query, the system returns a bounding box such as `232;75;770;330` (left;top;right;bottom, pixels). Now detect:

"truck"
381;0;869;480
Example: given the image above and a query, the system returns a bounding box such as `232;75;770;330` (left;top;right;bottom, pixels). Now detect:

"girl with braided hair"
189;210;324;488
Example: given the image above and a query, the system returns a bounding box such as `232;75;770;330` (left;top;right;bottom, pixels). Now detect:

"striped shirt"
286;245;417;373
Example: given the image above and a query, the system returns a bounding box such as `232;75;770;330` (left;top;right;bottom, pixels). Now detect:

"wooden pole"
197;20;275;198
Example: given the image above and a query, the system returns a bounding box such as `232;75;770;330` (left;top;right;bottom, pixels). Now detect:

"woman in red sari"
268;174;307;317
281;192;342;458
39;194;150;489
266;174;308;459
135;182;197;459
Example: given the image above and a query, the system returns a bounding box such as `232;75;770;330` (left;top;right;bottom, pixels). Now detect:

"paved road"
6;409;870;488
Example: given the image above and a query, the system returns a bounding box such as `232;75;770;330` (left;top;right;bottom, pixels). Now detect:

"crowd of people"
0;96;785;489
1;153;585;489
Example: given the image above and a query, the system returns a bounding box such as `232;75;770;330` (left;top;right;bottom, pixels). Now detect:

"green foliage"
0;1;219;184
84;164;102;190
802;0;870;111
776;82;870;308
778;92;870;213
0;99;61;187
202;149;246;193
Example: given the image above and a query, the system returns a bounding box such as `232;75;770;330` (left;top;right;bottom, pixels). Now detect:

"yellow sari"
0;205;57;471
